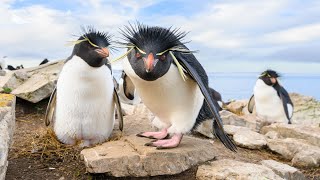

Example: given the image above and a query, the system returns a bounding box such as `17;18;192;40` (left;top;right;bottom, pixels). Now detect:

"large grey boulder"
260;160;306;180
233;130;267;149
261;123;320;147
0;94;16;180
0;61;64;103
196;159;283;180
267;138;320;167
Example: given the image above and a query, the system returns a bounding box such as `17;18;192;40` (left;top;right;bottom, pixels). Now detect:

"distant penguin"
7;65;16;70
113;23;236;151
248;70;293;124
40;58;49;65
45;27;123;147
118;70;141;105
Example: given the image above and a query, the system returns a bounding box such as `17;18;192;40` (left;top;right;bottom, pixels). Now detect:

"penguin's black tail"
213;120;237;152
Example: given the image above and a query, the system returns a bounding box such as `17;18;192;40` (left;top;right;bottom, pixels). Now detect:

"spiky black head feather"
79;26;111;48
121;22;188;53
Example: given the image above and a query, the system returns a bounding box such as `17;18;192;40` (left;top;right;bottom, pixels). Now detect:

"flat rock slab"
81;135;217;177
0;94;16;180
260;160;306;180
196;159;283;180
233;130;267;149
267;138;320;167
261;123;320;147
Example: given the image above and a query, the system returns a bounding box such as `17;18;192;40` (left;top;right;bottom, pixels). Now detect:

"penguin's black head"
121;23;187;81
71;27;111;67
259;69;280;86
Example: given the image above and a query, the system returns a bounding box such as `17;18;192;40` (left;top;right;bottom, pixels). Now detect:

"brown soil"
5;99;320;180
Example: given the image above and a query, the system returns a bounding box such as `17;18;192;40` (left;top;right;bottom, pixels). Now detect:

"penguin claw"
136;129;168;139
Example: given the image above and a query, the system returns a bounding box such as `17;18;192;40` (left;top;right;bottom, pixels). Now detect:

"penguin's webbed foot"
145;133;183;149
136;128;168;139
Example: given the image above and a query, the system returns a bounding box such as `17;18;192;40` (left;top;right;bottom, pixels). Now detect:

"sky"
1;0;320;73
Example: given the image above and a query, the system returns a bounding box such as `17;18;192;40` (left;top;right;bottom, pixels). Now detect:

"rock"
0;70;6;76
0;61;64;103
261;123;320;147
260;160;306;180
81;135;216;177
220;110;269;132
290;93;320;125
265;131;279;139
223;125;251;135
0;94;16;180
267;138;320;167
11;61;64;103
195;120;214;138
196;159;282;180
233;130;267;149
121;103;135;116
224;99;248;115
292;149;320;168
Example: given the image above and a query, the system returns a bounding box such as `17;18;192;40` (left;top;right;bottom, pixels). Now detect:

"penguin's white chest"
123;59;204;134
54;56;115;144
254;79;286;123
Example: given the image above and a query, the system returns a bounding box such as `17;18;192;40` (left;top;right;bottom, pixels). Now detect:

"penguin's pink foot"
137;128;168;139
145;133;183;149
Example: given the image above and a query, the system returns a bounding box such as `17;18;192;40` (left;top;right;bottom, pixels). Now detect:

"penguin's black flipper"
277;86;294;124
113;88;124;131
248;95;255;113
175;53;237;152
45;87;57;126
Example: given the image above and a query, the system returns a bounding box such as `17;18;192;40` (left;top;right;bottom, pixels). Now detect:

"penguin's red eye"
136;52;141;58
160;54;166;61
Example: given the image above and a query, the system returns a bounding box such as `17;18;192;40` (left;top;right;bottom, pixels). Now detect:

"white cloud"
263;23;320;44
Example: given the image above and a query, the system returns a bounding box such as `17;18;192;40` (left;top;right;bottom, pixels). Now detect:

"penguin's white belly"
254;79;287;123
123;59;204;134
54;56;115;144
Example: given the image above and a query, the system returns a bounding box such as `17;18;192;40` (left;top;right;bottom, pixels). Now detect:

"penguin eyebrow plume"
66;26;112;48
260;69;280;78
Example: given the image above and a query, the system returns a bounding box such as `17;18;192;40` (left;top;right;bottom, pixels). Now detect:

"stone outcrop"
290;93;320;125
233;130;267;149
0;94;16;180
0;61;64;103
261;123;320;147
196;159;283;180
267;138;320;167
260;160;306;180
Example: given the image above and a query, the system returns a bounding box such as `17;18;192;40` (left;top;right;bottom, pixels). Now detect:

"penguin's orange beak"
95;47;109;58
270;77;277;84
143;53;159;73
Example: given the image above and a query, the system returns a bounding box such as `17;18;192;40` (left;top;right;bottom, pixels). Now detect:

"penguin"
117;70;141;105
7;65;16;70
113;23;236;151
209;87;223;111
0;57;6;70
45;27;123;147
40;58;49;65
248;69;293;124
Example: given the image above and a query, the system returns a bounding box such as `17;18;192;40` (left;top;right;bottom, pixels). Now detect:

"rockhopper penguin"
248;70;293;124
45;27;123;147
112;23;236;151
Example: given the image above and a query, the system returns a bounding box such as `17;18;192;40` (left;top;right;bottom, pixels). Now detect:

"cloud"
1;0;320;73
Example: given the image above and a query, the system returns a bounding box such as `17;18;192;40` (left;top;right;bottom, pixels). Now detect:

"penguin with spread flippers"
248;70;293;124
45;27;123;147
112;23;236;151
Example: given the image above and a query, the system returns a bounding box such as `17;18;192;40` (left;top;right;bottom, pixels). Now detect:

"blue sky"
1;0;320;73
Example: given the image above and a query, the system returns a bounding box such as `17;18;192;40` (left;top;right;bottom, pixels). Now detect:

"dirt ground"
5;99;320;180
